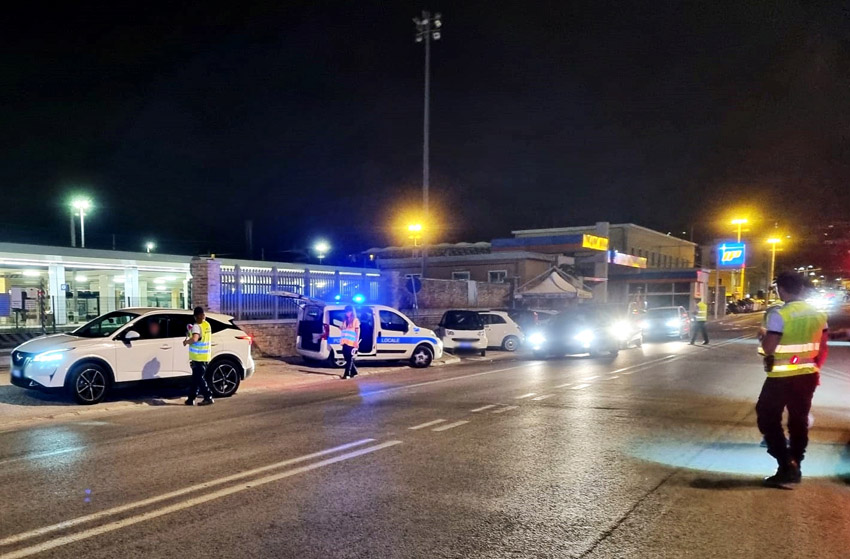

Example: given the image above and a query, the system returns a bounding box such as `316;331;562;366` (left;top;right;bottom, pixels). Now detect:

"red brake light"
238;335;253;345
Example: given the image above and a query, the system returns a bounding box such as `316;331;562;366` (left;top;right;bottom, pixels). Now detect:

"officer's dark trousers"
342;345;358;377
690;321;709;344
189;361;213;400
756;373;818;465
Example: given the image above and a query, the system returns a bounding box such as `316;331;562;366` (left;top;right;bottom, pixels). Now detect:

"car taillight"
238;335;253;345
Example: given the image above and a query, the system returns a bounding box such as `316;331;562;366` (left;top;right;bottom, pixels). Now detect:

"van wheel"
208;359;241;398
502;336;520;352
67;363;110;405
480;349;486;357
328;350;346;368
410;345;434;368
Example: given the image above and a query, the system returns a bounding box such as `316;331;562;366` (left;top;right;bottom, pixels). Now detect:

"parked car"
294;302;443;368
640;306;691;339
436;310;488;356
10;308;255;405
478;310;525;351
507;309;557;332
527;307;621;359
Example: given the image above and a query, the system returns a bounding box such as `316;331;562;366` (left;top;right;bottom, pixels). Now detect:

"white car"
295;303;443;368
10;308;255;405
478;311;525;351
436;310;488;356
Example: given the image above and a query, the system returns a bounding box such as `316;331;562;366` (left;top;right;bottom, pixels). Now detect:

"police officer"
757;271;828;487
689;297;709;345
183;306;214;406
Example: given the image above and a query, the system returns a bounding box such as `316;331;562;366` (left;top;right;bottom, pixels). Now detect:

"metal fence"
220;265;383;320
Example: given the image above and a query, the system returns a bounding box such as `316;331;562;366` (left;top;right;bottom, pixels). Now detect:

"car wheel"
208;359;241;398
480;349;487;357
68;363;110;405
502;336;520;352
410;344;434;368
636;335;643;348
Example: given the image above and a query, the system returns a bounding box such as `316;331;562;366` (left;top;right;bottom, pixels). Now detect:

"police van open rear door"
271;291;325;353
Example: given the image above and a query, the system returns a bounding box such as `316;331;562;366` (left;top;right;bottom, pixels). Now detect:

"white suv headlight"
33;349;72;363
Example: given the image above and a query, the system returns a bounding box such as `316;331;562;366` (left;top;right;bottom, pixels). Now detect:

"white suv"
10;308;255;405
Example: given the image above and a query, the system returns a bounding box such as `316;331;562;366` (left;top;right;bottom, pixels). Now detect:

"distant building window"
452;271;471;281
488;270;508;283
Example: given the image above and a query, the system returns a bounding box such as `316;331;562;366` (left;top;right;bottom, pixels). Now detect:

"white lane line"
515;393;537;399
432;420;470;432
471;404;498;413
554;382;573;388
607;376;620;380
408;419;446;430
0;438;377;548
532;394;555;401
0;440;402;559
582;375;599;381
570;383;591;390
491;405;518;414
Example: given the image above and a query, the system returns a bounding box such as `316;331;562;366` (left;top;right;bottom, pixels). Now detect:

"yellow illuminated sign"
582;234;609;251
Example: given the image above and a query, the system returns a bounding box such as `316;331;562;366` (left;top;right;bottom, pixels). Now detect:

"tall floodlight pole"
414;11;441;277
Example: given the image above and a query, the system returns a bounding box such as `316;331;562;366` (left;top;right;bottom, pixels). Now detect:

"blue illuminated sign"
717;243;746;267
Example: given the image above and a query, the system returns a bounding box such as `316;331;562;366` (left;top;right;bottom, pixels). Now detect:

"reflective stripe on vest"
762;301;826;378
696;302;708;321
189;321;212;362
340;319;359;347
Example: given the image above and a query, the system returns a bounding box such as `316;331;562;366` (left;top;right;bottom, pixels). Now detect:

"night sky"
3;1;849;262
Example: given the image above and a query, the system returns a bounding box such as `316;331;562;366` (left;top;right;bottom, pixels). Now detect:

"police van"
274;292;443;368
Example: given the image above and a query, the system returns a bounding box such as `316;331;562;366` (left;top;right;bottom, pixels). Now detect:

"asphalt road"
2;313;850;559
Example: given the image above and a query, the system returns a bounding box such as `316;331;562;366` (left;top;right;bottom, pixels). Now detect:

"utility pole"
414;10;441;278
70;212;76;248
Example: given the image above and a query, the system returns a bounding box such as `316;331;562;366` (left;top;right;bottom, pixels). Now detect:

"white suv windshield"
72;311;141;338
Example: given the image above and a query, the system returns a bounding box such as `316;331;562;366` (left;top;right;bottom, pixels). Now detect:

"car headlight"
528;332;546;346
608;321;630;341
33;349;72;363
574;329;594;346
638;320;649;329
665;319;680;328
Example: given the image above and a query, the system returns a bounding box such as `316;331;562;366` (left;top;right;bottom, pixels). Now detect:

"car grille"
452;338;480;343
12;351;31;367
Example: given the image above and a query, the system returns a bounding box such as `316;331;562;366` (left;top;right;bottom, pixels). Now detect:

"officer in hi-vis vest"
183;306;214;406
757;272;828;487
689;297;709;345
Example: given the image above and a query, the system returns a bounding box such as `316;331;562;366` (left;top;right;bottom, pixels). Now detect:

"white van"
294;302;443;368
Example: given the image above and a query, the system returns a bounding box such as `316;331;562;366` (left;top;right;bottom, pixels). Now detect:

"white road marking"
570;383;591;390
515;393;537;399
408;419;446;430
607;376;620;380
470;404;498;413
582;375;599;381
532;394;555;401
491;405;518;414
0;440;403;559
432;420;470;432
554;382;573;388
0;438;377;548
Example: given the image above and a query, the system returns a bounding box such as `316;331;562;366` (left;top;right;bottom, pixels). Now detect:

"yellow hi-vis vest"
758;301;826;378
189;320;212;363
696;301;708;321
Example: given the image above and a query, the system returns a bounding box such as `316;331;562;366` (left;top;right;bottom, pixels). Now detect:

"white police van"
275;292;443;368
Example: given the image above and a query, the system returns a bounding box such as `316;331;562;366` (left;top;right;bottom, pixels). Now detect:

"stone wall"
387;272;512;311
236;320;298;358
190;257;221;313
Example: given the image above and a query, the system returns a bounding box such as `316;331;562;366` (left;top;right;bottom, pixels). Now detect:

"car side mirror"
124;330;141;342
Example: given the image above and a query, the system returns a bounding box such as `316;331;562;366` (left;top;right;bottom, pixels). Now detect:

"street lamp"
767;238;781;301
314;240;330;265
731;218;748;298
413;10;442;278
145;241;156;254
71;198;92;248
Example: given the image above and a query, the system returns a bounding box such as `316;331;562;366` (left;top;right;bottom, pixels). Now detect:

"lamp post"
408;223;423;257
72;198;92;248
145;241;156;254
314;240;330;265
731;218;748;297
767;238;781;301
413;11;441;278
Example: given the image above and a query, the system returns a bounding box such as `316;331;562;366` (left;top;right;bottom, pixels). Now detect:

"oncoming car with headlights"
10;309;255;405
527;307;622;359
639;306;691;339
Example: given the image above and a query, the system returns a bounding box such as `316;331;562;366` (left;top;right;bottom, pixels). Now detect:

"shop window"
488;270;508;283
452;271;471;281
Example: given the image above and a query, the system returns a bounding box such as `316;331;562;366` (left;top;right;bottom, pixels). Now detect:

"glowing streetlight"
314;240;330;265
71;197;92;248
408;223;423;245
145;241;156;253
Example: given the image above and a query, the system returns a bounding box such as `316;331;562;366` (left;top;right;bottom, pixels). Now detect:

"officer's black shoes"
702;341;709;345
185;399;195;406
763;460;801;488
341;375;351;380
198;398;214;406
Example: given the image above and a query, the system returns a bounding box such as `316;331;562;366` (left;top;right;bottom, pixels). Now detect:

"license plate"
459;342;473;349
